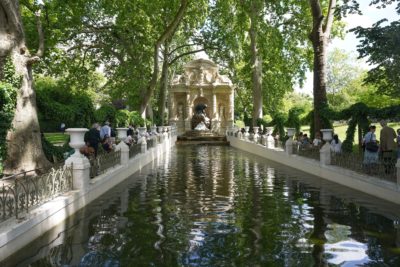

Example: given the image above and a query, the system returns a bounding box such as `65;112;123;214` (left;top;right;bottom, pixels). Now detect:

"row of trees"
0;0;398;173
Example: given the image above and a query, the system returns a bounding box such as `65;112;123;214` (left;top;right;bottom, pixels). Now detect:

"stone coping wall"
227;133;400;206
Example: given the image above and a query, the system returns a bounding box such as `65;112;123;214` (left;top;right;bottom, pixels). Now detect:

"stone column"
140;136;147;153
228;91;234;122
285;128;295;155
320;129;333;166
185;92;191;131
116;141;129;165
64;128;90;192
212;92;217;119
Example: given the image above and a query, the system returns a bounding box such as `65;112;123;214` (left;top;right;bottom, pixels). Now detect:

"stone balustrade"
227;126;400;187
64;125;178;192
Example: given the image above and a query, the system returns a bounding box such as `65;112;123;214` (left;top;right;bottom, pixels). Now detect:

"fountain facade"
169;58;234;136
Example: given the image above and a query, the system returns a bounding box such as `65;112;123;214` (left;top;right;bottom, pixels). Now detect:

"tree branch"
168;42;203;56
323;0;337;39
35;9;44;57
140;0;189;116
169;47;218;65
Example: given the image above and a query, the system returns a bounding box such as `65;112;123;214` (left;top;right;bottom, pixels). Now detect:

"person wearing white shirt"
330;134;342;153
312;132;322;147
100;121;111;140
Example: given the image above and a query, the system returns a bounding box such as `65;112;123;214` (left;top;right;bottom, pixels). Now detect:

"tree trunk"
157;43;169;126
309;0;336;133
0;0;51;174
311;29;327;133
139;0;188;118
249;2;263;126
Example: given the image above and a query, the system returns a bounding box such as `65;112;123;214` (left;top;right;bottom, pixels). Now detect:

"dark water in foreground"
3;146;400;267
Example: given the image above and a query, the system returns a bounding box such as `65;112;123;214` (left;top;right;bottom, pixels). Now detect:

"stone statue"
191;103;211;130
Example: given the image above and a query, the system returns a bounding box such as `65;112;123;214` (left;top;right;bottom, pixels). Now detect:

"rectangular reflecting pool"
3;146;400;266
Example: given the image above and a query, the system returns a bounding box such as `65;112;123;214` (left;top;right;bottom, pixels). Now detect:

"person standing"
379;120;397;174
85;123;101;157
363;125;379;172
100;121;111;140
330;134;342;153
127;124;134;137
60;122;66;134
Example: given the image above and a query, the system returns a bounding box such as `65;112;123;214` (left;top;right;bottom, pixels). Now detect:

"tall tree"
247;0;264;126
139;0;189;118
202;0;312;124
352;19;400;97
308;0;337;132
0;0;50;173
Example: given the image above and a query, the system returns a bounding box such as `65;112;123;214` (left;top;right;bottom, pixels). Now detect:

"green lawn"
301;122;400;144
44;132;70;145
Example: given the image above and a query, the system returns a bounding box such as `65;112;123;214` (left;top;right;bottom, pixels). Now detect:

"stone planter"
138;127;147;137
66;128;88;155
116;128;128;139
286;128;296;139
321;129;333;142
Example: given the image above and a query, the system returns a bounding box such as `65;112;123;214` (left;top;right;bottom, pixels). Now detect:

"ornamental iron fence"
331;151;397;183
129;144;141;159
0;165;73;222
296;144;321;161
90;149;121;178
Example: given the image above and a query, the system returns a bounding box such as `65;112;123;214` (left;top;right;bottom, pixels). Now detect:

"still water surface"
4;146;400;266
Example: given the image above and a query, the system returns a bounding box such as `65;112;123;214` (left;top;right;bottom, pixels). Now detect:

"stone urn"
265;127;275;148
138;127;147;137
253;127;260;143
116;128;128;140
244;126;250;141
66;128;88;155
320;129;333;142
150;126;157;135
286;128;296;139
157;126;164;135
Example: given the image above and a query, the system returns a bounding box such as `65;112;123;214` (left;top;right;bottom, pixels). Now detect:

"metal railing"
331;151;397;182
0;165;73;222
295;144;321;161
90;150;121;178
129;144;141;159
147;138;157;149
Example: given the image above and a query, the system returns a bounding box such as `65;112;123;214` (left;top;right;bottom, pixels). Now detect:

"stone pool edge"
0;135;177;262
228;135;400;206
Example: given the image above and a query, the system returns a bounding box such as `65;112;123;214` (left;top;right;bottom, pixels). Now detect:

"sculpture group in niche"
191;103;211;130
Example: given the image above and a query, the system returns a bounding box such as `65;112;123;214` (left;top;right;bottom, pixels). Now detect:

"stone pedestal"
285;128;295;155
64;128;90;192
116;141;130;165
320;129;333;166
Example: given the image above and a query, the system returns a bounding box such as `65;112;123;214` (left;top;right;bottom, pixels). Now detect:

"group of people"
362;120;400;172
81;122;153;158
297;131;342;153
82;121;118;158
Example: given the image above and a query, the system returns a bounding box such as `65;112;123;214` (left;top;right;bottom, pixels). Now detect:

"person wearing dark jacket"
85;123;101;157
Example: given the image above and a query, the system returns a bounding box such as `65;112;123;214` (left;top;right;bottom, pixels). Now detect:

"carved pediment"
171;58;232;86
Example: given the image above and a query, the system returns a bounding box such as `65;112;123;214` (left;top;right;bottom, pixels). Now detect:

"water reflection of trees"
22;146;400;266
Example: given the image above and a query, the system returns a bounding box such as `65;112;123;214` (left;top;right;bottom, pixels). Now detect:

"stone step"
176;140;230;146
177;136;227;142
